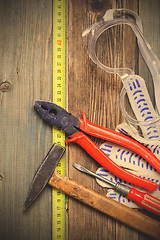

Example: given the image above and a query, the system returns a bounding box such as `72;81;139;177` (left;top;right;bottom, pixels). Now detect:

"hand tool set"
24;7;160;239
34;100;160;193
82;8;160;207
24;144;160;239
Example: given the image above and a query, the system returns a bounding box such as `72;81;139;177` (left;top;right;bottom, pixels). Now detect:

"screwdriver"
73;163;160;216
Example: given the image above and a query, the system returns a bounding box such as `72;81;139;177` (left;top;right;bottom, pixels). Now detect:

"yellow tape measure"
52;0;66;239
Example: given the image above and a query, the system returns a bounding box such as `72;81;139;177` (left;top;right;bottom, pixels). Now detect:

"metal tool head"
34;101;80;136
24;143;65;211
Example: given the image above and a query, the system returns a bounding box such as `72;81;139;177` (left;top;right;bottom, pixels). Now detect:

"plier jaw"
34;101;80;136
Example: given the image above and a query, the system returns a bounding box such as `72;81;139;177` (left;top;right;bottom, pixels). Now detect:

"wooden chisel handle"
49;172;160;239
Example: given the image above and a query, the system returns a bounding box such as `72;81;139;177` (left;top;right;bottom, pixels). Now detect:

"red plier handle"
66;112;159;192
34;102;160;192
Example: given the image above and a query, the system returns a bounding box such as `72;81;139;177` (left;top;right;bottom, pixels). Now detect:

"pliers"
34;101;160;192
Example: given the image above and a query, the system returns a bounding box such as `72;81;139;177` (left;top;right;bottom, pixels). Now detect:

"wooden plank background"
0;0;160;239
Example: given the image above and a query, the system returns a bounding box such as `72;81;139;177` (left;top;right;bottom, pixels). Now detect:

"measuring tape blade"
52;0;66;239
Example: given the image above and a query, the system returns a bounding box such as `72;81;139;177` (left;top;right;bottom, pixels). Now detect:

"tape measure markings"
52;0;66;239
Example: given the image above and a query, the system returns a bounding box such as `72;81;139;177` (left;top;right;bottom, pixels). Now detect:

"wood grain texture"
67;0;160;240
0;0;160;240
139;0;160;105
49;172;160;239
0;0;53;239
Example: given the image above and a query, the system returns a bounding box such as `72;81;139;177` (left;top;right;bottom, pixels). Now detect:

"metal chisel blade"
24;143;65;211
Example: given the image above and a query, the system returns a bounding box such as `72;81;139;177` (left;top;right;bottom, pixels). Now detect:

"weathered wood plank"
67;0;159;239
139;0;160;105
0;0;159;239
138;2;160;238
0;0;53;239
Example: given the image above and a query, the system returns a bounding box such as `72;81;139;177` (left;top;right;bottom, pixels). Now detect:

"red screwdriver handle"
127;188;160;216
